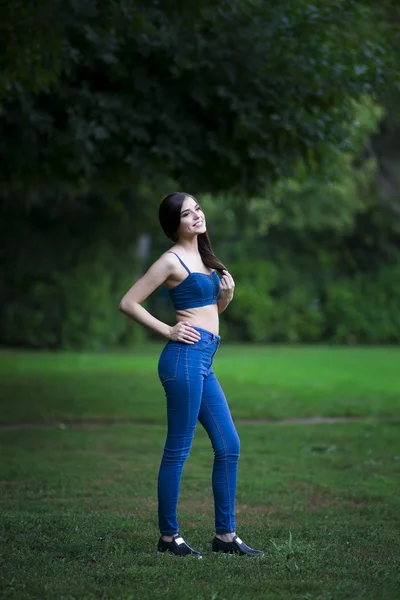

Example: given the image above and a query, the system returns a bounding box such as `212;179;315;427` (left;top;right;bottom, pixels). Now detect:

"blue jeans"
157;327;240;535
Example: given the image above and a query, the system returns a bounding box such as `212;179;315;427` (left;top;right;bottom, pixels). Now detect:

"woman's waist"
175;306;219;336
163;325;220;355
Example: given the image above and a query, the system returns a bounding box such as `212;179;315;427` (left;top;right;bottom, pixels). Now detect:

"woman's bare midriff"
175;304;219;336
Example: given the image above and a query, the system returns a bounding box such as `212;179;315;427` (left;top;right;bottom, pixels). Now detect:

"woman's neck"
175;237;199;254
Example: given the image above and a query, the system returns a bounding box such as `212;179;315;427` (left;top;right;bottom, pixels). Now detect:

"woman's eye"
196;206;202;211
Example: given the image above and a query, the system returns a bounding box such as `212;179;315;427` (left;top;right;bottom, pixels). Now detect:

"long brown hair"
159;192;226;275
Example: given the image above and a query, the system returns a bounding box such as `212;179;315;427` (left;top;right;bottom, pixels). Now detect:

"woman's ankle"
216;532;236;542
161;533;178;542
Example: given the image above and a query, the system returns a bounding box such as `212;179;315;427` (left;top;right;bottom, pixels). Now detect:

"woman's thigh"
158;343;204;440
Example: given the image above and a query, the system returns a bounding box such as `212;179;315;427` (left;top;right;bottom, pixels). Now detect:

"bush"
325;265;400;343
1;237;144;350
226;259;325;343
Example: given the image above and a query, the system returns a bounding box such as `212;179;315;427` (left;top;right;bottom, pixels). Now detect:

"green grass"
1;346;400;598
1;345;399;424
1;421;400;599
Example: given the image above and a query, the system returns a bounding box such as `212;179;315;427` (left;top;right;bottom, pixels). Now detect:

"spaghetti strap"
167;251;191;275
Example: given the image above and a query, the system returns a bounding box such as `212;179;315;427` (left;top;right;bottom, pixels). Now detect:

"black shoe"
212;535;264;557
157;535;202;559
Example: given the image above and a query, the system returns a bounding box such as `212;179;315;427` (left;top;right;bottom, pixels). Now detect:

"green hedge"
325;265;400;343
1;238;144;350
221;258;400;344
3;251;400;348
2;225;399;348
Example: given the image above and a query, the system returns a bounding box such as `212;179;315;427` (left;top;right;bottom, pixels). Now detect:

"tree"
1;0;398;211
1;1;399;349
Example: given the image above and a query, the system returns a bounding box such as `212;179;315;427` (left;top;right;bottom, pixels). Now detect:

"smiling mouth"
194;221;204;227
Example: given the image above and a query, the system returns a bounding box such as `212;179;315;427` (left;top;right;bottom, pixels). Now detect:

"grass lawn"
0;346;399;598
1;345;399;424
1;421;400;599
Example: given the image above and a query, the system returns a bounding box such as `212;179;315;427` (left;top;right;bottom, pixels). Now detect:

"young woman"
119;192;263;558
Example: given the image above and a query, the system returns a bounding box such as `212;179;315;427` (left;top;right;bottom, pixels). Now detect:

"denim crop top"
167;252;220;311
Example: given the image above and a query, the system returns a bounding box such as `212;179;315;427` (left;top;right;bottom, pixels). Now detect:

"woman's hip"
158;332;220;384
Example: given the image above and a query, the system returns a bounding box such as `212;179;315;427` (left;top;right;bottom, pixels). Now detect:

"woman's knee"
215;431;240;459
229;432;240;457
162;438;194;462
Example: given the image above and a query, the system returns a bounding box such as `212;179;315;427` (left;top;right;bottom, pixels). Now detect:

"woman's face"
177;196;206;239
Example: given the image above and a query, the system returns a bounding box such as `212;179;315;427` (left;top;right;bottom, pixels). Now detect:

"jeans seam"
201;395;234;533
182;350;192;531
174;348;181;379
184;347;189;381
169;348;191;535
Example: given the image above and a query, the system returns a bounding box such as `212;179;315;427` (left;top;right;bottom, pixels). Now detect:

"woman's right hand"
169;321;201;345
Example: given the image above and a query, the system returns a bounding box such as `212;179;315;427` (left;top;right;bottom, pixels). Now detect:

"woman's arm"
118;253;201;344
217;270;235;314
119;253;174;338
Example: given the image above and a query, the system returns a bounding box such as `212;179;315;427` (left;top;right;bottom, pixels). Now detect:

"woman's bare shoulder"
159;249;181;269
